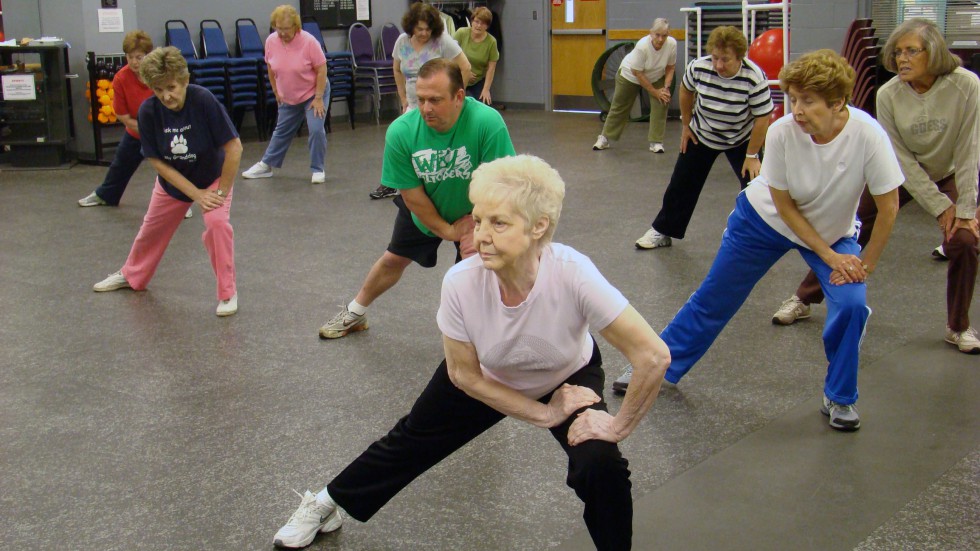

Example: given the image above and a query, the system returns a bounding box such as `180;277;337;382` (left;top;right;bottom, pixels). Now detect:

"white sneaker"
216;294;238;317
184;207;193;219
78;191;108;207
242;161;273;179
311;172;325;184
772;295;811;325
945;326;980;354
635;227;671;249
649;142;665;153
592;135;610;150
93;271;131;292
273;490;343;548
932;245;948;260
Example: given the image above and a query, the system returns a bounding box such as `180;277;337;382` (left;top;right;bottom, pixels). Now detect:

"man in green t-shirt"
319;58;515;340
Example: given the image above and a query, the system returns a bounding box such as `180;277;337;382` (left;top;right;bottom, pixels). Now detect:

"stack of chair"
165;20;227;106
235;18;277;141
301;18;355;132
841;19;881;115
200;19;259;132
379;23;400;61
348;22;398;124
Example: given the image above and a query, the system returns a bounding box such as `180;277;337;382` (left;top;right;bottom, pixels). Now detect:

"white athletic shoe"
78;191;107;207
273;490;344;548
242;161;273;179
592;135;610;150
184;207;193;219
216;294;238;317
635;227;671;249
93;271;131;292
649;142;665;153
311;172;325;184
772;295;811;325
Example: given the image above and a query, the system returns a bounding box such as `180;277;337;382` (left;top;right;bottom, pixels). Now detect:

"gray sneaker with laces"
821;395;861;431
319;306;369;339
772;295;811;325
78;191;108;207
945;326;980;354
273;490;343;548
612;365;632;394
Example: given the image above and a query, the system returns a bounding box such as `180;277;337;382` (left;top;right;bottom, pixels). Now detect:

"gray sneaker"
772;295;811;325
821;395;861;431
319;306;369;339
273;490;343;548
93;271;131;292
635;228;671;249
242;161;273;179
945;326;980;354
612;365;632;394
78;191;107;207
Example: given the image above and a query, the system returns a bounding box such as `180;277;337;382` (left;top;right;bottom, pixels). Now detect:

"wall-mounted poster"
300;0;372;29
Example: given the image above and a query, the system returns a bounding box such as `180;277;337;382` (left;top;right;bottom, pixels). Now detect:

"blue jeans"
662;193;870;405
260;94;327;173
95;131;145;205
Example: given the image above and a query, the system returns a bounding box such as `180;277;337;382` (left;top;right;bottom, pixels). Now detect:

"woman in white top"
614;50;904;431
593;18;677;153
771;19;980;355
393;2;472;112
272;155;670;550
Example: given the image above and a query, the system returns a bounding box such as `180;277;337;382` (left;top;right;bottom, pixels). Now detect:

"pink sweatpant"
121;179;236;301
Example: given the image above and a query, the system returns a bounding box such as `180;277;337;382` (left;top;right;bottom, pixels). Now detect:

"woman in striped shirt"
636;26;773;250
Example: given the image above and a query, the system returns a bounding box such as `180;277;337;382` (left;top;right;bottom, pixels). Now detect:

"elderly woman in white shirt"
593;18;677;153
272;155;670;550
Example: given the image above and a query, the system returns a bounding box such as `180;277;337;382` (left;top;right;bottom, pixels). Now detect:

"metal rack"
83;51;125;166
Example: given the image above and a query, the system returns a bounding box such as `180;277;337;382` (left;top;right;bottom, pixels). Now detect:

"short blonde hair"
881;18;961;76
138;46;189;87
706;26;747;59
778;49;855;105
469;155;565;244
122;30;153;55
471;7;492;25
270;5;301;31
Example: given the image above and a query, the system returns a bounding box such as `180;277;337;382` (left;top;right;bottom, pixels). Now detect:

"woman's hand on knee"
545;384;600;428
568;409;623;445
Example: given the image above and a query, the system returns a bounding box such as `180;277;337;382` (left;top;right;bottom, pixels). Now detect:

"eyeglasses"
892;47;925;59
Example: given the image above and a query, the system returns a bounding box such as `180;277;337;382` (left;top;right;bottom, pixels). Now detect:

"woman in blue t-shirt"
92;47;244;317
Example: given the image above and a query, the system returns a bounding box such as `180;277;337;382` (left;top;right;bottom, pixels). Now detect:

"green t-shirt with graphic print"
381;97;515;236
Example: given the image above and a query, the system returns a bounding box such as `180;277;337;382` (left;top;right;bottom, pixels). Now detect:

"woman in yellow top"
453;7;499;104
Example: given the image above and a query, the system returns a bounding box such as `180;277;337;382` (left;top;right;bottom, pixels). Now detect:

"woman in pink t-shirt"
242;5;329;184
272;155;670;550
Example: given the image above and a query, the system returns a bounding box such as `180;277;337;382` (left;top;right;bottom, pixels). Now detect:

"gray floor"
1;110;977;551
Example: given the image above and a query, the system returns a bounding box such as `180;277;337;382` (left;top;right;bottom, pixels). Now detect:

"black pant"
652;139;753;239
94;131;145;205
327;341;633;550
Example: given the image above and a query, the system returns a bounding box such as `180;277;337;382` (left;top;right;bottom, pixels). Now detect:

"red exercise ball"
769;102;785;125
748;29;786;80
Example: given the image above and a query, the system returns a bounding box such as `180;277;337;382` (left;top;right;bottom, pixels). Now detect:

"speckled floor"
1;110;977;551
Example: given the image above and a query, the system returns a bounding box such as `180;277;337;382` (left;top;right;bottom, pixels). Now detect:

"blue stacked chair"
200;19;259;132
236;18;277;140
165;20;226;106
301;18;354;132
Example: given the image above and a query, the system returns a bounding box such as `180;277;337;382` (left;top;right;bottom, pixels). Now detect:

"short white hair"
469;155;565;243
651;18;670;33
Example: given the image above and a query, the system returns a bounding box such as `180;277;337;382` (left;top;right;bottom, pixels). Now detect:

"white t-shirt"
620;35;677;86
437;243;629;399
744;107;904;248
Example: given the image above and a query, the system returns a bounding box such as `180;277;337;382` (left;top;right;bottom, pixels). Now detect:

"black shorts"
387;195;461;268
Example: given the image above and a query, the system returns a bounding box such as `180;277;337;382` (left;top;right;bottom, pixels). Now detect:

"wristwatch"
216;189;226;197
745;153;759;159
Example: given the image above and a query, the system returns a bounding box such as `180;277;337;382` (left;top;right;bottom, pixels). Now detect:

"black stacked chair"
235;18;277;141
200;19;259;132
165;20;226;106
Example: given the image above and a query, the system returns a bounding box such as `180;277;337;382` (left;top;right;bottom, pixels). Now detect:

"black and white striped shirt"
682;56;773;149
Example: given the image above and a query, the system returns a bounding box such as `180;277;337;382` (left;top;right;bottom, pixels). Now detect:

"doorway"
550;0;606;111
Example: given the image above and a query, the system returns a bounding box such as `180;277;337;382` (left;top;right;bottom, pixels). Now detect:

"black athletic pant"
652;139;753;239
327;341;634;550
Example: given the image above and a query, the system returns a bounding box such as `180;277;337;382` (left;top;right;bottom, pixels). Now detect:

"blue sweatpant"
662;193;870;405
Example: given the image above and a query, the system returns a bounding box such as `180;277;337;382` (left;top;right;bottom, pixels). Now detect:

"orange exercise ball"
748;29;786;81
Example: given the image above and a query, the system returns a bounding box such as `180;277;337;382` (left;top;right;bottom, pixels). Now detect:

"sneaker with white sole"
319;306;368;339
93;271;131;292
242;161;273;179
612;365;632;394
273;490;344;548
932;244;948;261
78;191;108;207
649;142;665;153
184;207;193;219
368;185;398;200
945;326;980;354
592;135;610;150
772;295;811;325
311;172;325;184
635;227;671;249
216;294;238;317
821;395;861;431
